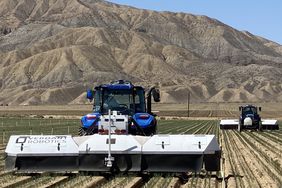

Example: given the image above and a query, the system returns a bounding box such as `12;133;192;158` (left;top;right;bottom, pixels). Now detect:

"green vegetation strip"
158;120;218;135
0;117;80;144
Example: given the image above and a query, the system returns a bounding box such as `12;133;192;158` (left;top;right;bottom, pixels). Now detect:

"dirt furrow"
1;175;31;188
251;132;282;158
226;131;261;187
49;175;102;188
142;176;161;188
221;131;244;187
261;131;282;143
124;177;143;188
100;177;127;188
233;131;282;187
80;176;106;188
242;131;282;176
166;177;180;188
34;176;69;188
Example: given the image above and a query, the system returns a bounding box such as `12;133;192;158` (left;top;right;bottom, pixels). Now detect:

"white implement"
5;134;221;173
5;110;221;173
220;119;279;130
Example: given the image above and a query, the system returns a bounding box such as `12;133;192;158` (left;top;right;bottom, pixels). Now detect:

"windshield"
94;88;145;114
243;107;257;115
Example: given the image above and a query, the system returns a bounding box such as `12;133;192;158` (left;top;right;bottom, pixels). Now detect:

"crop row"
221;127;282;187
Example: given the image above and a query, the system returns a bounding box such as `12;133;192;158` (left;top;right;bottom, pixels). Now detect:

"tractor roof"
241;104;257;108
95;80;143;90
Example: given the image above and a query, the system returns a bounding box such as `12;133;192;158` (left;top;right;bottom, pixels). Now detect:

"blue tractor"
238;105;262;132
220;104;279;131
5;80;222;174
79;80;160;136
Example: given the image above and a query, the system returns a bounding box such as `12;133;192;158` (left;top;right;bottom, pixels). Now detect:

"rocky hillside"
0;0;282;105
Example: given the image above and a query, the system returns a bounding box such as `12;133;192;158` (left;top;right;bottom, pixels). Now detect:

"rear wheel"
258;121;262;131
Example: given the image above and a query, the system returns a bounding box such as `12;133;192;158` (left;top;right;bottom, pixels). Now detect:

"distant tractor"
220;104;279;131
238;105;262;131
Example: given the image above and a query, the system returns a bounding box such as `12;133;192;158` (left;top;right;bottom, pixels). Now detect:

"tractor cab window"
93;88;146;114
93;90;101;112
102;89;133;114
243;107;257;115
134;89;145;113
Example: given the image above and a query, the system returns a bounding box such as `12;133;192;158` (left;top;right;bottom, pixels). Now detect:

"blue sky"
107;0;282;45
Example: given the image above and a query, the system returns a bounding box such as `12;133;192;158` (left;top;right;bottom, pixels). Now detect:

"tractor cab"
239;105;262;131
91;80;146;115
80;80;160;136
240;105;261;118
241;105;260;117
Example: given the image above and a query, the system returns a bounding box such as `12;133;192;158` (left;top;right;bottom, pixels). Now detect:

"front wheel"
238;122;242;132
146;126;156;136
78;127;87;136
78;127;97;136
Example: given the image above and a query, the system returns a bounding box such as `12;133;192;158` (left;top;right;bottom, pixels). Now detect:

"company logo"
15;136;67;144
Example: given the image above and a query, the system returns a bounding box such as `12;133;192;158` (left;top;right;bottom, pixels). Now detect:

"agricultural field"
1;102;282;118
0;117;281;187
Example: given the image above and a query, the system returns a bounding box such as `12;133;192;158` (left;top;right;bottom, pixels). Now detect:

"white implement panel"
261;119;278;125
142;135;220;154
220;119;278;126
219;119;239;125
77;134;143;154
5;135;79;156
5;135;79;172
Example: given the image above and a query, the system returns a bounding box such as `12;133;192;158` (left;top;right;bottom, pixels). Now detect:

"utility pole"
187;89;190;117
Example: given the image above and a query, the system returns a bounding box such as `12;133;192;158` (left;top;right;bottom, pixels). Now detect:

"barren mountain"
0;0;281;105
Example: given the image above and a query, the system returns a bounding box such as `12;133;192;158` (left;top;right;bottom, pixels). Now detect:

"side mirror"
86;89;94;102
259;107;261;111
152;88;160;102
239;107;242;111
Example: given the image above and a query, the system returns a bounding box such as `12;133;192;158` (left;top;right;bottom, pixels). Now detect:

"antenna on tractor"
105;109;114;168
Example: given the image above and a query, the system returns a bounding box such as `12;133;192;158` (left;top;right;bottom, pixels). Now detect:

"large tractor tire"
258;121;262;131
78;127;88;136
78;127;97;136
